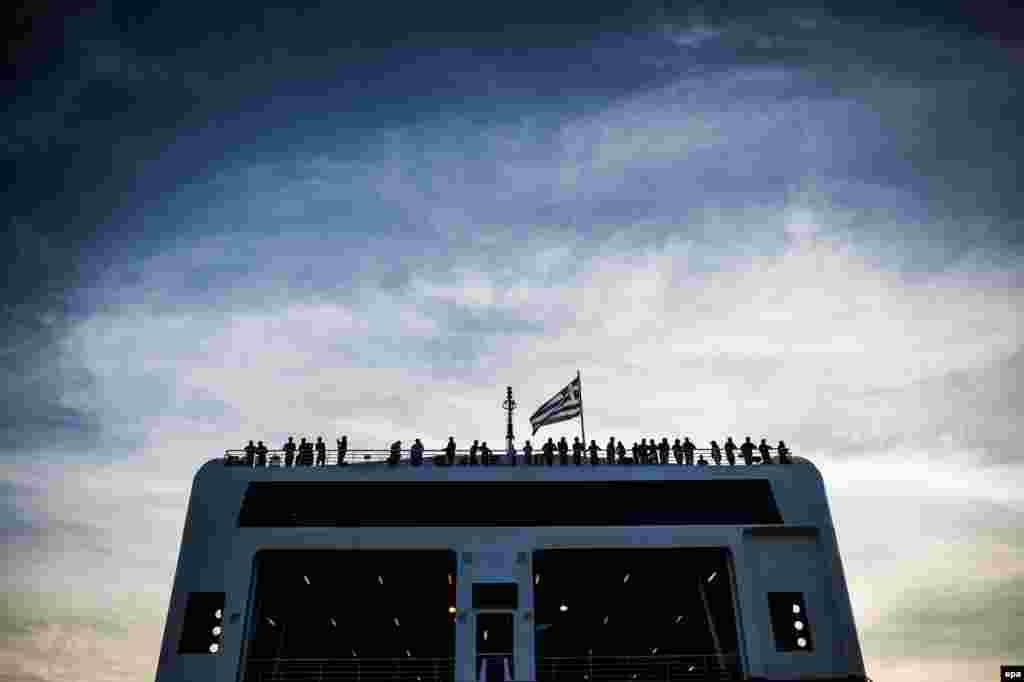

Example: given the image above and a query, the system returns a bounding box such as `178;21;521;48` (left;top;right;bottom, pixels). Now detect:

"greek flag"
530;376;582;435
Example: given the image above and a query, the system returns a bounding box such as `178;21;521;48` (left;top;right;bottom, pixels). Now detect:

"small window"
768;592;812;652
473;583;518;609
178;592;225;654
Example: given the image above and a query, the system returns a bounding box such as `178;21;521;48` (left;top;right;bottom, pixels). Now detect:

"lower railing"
243;653;740;681
244;656;455;681
536;653;740;681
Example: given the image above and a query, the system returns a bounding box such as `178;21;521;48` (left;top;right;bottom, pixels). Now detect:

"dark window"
178;592;224;654
238;481;782;526
768;592;813;652
473;583;518;609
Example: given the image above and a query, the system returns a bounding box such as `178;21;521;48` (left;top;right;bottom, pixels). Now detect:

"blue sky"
2;1;1023;680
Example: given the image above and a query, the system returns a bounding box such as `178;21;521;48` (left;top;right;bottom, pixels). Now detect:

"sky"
2;0;1023;680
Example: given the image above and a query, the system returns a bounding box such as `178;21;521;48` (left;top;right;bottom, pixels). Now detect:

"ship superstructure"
154;445;868;681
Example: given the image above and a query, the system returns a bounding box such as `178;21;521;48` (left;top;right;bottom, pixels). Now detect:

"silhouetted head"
473;439;479;445
640;438;646;444
711;440;718;446
726;437;734;443
574;437;580;443
248;440;254;445
778;440;786;447
448;436;454;442
745;437;752;443
288;436;294;442
684;437;691;443
258;441;264;446
415;438;422;444
674;438;681;444
590;440;596;446
760;438;767;444
301;437;307;443
317;437;323;443
548;438;554;444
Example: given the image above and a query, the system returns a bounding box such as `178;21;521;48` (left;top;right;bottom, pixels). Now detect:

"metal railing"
536;653;740;681
224;447;793;468
244;656;455;681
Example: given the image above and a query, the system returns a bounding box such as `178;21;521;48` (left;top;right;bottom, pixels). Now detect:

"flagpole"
577;369;586;446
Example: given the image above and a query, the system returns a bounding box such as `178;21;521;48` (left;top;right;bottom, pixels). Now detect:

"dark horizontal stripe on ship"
237;480;783;527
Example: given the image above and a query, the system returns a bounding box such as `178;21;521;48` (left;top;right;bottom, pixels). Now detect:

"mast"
504;386;517;457
577;370;586;446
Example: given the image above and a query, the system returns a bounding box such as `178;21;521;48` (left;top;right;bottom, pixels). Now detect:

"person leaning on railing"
758;438;772;464
682;437;695;465
777;440;791;463
410;438;424;466
388;440;401;466
445;437;456;465
336;436;347;465
256;441;268;466
283;437;296;467
522;439;533;465
244;440;256;466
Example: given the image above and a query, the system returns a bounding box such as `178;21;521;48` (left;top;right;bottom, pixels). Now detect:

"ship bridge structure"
155;446;869;682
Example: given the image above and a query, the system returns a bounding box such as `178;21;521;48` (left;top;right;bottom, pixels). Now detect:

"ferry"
154;441;870;681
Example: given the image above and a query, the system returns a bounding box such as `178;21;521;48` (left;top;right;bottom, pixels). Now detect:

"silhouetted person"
741;437;755;466
777;440;791;464
672;438;683;465
630;441;639;464
616;440;626;463
481;441;492;465
469;440;480;465
558;437;569;465
388;440;401;466
315;437;327;466
244;440;256;466
606;437;616;465
587;439;599;465
572;437;583;465
758;438;772;464
411;438;424;466
710;440;722;466
682;437;695;465
256;441;268;467
543;438;555;465
522;440;533;465
336;436;348;465
638;439;649;464
724;437;736;466
298;438;313;466
659;438;670;465
445;437;457;466
284;437;296;467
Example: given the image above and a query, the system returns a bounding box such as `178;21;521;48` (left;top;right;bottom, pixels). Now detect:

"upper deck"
157;447;868;682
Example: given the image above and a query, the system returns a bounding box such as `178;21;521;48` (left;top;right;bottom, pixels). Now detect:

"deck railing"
224;447;791;468
244;655;454;681
243;653;740;681
536;652;740;680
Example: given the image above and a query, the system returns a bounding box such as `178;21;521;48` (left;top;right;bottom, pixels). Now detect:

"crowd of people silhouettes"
232;434;791;466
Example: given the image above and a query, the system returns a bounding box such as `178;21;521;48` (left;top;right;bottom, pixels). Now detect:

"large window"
533;548;741;680
243;550;456;682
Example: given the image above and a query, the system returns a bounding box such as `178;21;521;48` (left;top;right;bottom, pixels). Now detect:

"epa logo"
1003;666;1024;680
1006;674;1021;680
